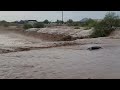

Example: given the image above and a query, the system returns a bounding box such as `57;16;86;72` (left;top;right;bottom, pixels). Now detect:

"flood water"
0;30;120;79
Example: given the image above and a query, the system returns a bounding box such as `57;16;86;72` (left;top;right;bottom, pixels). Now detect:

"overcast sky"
0;11;119;22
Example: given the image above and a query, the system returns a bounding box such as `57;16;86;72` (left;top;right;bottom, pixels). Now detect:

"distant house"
27;20;37;25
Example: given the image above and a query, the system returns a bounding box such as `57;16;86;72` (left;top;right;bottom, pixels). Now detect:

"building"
27;20;37;25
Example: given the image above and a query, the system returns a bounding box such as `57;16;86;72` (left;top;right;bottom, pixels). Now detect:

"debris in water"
87;46;102;51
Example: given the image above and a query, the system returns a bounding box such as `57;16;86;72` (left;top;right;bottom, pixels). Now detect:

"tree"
67;19;73;24
66;19;74;26
80;18;97;27
91;12;120;38
43;19;49;24
104;12;120;27
56;20;62;24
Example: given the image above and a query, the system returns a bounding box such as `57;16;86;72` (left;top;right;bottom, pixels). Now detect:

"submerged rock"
87;46;102;50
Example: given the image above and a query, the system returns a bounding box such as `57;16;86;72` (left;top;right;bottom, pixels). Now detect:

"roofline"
27;20;37;21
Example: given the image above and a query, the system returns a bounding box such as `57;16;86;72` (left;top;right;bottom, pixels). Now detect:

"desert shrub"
23;22;45;29
104;12;120;27
90;22;114;37
66;19;74;26
56;20;63;25
80;18;97;28
67;19;73;23
33;22;45;28
90;12;120;38
0;20;10;27
43;19;50;24
23;24;33;29
72;22;80;26
3;23;9;27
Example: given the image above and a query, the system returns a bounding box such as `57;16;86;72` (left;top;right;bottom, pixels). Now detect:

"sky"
0;11;119;22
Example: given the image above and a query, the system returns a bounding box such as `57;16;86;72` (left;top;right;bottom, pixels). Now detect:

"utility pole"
62;11;63;24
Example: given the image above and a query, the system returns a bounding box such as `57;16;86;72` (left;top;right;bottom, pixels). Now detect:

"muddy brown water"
1;43;120;79
1;28;120;79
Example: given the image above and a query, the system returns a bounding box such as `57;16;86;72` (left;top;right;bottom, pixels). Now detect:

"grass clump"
23;24;33;29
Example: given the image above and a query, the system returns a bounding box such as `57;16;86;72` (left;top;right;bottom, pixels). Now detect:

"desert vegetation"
0;12;119;39
23;22;45;29
91;12;120;38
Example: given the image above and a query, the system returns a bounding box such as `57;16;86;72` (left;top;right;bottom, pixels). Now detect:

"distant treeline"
0;18;101;27
0;12;120;38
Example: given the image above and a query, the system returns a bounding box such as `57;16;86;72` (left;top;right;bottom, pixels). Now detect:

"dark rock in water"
0;49;12;53
87;46;102;50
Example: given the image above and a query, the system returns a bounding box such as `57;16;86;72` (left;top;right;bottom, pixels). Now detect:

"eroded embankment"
1;26;116;54
0;26;94;54
21;26;93;41
0;27;80;54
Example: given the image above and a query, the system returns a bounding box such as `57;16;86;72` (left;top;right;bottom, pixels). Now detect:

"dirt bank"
23;26;93;41
0;28;79;54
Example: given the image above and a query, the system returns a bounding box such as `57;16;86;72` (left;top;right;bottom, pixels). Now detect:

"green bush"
80;18;97;28
23;24;33;29
33;22;45;28
43;19;50;24
72;22;80;26
66;19;74;26
67;19;73;23
3;23;9;27
23;22;45;29
90;22;114;38
90;12;119;38
104;12;120;27
0;20;10;27
56;20;63;24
